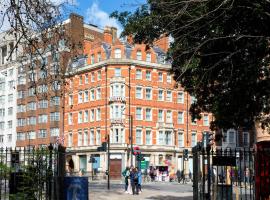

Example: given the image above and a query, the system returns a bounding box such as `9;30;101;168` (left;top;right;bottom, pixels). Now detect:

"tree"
111;0;270;131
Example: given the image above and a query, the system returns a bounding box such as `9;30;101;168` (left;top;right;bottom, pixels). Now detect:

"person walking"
176;170;181;183
122;167;130;193
137;168;142;193
130;167;139;195
181;170;186;184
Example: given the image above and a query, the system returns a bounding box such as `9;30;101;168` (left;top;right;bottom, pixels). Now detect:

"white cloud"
86;2;122;36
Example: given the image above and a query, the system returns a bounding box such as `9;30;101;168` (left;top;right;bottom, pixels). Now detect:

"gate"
193;145;270;200
0;144;65;200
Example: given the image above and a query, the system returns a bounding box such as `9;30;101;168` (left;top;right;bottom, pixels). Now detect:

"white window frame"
166;90;172;102
136;107;143;120
136;129;143;144
145;87;152;100
203;114;209;126
177;112;184;124
136;69;142;79
114;48;121;59
158;72;163;82
145;129;152;145
158;89;164;101
178;131;184;147
177;92;184;103
136;86;143;99
166;110;172;123
145;108;152;121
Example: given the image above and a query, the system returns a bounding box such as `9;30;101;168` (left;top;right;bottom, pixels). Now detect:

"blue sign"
64;177;89;200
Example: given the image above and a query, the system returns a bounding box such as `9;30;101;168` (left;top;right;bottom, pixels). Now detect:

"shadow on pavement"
146;196;193;200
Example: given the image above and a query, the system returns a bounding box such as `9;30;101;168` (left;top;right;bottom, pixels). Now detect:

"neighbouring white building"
0;31;20;148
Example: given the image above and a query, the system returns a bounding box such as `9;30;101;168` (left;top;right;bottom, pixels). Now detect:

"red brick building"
64;26;211;179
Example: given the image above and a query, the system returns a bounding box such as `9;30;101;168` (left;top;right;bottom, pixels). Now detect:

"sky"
69;0;146;34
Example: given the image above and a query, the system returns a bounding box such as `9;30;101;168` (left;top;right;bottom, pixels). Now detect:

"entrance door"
110;159;122;179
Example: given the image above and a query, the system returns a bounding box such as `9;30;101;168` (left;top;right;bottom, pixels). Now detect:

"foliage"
111;0;270;131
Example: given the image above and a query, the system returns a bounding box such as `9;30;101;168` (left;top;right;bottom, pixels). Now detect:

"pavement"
89;181;193;200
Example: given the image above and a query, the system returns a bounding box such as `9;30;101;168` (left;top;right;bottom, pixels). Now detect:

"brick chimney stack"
104;26;112;44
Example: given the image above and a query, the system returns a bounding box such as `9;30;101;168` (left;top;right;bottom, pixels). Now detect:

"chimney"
104;26;112;44
111;27;117;43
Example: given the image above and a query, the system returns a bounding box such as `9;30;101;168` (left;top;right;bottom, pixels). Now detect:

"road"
89;181;193;200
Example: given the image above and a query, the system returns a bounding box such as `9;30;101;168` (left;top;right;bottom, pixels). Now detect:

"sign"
212;156;236;166
64;177;88;200
141;161;149;169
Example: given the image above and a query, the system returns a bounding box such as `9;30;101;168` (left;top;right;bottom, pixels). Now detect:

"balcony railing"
110;118;125;125
156;122;174;129
109;96;126;103
110;76;125;83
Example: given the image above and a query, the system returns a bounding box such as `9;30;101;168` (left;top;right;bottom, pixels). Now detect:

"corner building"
65;27;211;179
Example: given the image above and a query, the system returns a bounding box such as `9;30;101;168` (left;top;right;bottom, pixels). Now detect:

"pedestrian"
189;170;192;182
181;170;186;184
150;167;155;182
122;167;130;193
176;170;181;183
130;167;139;195
137;168;142;193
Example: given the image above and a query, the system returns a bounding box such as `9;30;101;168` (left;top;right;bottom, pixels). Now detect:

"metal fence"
0;145;65;200
193;146;270;200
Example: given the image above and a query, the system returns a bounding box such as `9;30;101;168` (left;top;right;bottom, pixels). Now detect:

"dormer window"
136;51;142;60
114;48;121;59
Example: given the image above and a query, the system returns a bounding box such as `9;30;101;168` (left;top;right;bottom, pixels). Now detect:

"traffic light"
89;155;96;163
136;154;145;161
97;142;107;151
183;149;189;161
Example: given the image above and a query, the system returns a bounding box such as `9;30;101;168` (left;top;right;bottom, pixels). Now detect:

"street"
89;181;193;200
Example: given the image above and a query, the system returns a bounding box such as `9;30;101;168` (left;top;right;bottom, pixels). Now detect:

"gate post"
192;145;200;200
55;145;66;200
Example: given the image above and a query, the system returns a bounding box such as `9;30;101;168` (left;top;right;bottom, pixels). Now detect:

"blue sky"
69;0;146;34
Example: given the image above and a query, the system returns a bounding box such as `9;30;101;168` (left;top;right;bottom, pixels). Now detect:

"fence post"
56;145;66;200
193;145;199;200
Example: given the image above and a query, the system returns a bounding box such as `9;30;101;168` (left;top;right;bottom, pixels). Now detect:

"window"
111;84;125;97
97;70;101;80
17;104;26;113
97;52;101;62
68;132;73;147
84;130;88;146
158;110;164;122
0;82;5;91
78;111;83;123
136;69;142;79
0;109;4;117
8;107;13;115
38;84;48;93
38;115;48;123
8;120;12;129
39;69;47;79
84;91;89;102
50;96;60;106
79;75;83;85
191;132;197;147
158;72;163;82
8;80;15;90
38;100;48;108
68;113;73;125
115;68;121;77
96;129;101;145
90;129;94;145
177;112;184;124
136;51;142;60
145;88;152;100
8;68;13;76
17;118;26;127
78;131;82;146
0;121;4;130
177;92;184;103
166;90;172;101
228;131;235;143
243;132;249;146
165;131;172;145
110;104;125;119
136;129;142;144
203;114;209;126
18;76;26;85
90;89;95;100
28;87;35;96
178;132;184;147
38;130;47;138
7;134;12;142
136;87;143;99
146;52;151;62
27;117;36;125
158;89;164;101
7;94;13;102
50;128;60;137
26;131;36;140
0;135;3;143
146;130;152;145
91;72;95;82
91;54;95;64
158;131;164;145
17;132;25;141
84;110;89;122
115;48;121;58
85;74;89;84
167;73;172;83
18;90;26;99
146;108;152;121
27;102;36;111
96;108;101;121
69;95;73;105
136;107;143;120
78;92;83;103
96;88;101;100
146;70;151;80
0;96;4;105
50;112;60;121
166;110;172;123
90;109;95;122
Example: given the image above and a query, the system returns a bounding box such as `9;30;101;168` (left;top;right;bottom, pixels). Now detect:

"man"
176;170;181;183
130;167;139;195
122;167;130;193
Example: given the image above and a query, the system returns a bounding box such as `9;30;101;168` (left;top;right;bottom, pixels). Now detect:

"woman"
137;168;142;193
